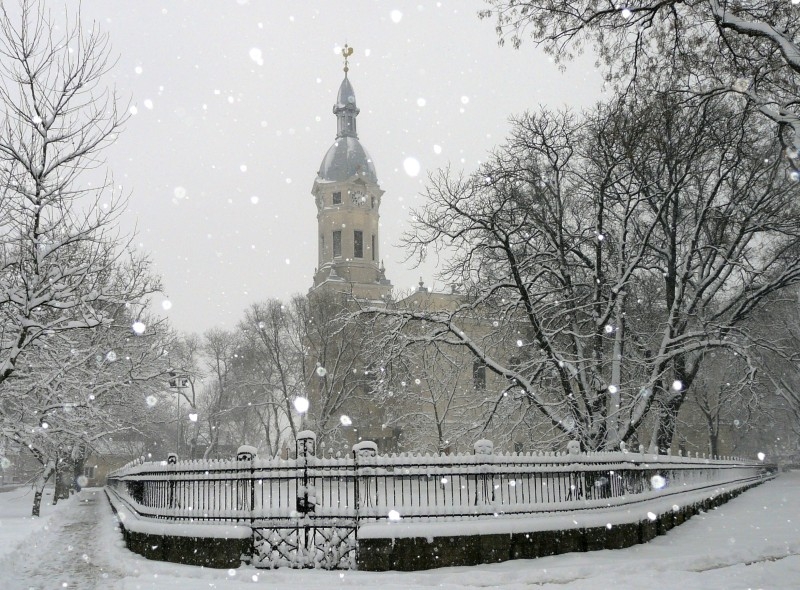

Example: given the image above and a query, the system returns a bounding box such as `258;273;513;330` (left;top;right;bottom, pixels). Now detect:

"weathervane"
342;43;353;74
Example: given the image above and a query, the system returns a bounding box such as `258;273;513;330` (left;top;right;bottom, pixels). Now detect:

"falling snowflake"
293;397;310;413
403;157;421;177
132;321;146;335
249;47;264;66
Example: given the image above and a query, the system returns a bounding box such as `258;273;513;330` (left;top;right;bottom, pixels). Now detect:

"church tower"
311;46;392;301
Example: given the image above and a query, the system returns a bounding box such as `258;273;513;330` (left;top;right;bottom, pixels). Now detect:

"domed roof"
317;136;377;183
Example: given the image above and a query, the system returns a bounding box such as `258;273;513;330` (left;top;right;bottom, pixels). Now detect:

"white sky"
69;0;602;334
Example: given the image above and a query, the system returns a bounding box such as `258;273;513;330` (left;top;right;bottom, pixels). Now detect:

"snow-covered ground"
0;474;798;589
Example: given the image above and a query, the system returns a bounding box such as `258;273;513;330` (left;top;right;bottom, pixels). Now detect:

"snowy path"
1;475;799;589
0;490;126;589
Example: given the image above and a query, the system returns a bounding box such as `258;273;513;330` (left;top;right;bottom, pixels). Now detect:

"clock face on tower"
351;190;366;206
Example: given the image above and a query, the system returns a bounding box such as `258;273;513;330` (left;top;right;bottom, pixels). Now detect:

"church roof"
317;73;378;183
318;136;378;183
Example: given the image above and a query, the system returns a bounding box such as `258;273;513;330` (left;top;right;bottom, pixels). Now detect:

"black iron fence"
106;447;775;525
105;436;776;569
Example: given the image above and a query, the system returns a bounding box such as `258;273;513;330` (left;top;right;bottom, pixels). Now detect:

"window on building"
473;359;486;390
371;195;375;209
83;465;95;479
371;234;376;261
332;191;342;205
333;231;342;258
354;230;363;258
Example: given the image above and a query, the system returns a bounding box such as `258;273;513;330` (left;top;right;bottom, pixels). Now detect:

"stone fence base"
357;483;760;571
122;529;250;569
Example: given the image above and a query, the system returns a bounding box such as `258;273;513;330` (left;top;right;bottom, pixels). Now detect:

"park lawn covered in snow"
0;474;798;589
0;485;64;561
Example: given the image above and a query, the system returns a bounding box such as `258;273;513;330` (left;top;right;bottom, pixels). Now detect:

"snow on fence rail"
106;444;775;525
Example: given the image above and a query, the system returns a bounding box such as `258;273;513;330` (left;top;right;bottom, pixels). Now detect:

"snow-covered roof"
317;136;378;183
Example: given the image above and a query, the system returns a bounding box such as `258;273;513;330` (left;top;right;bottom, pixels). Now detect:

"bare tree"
166;333;204;459
0;1;168;514
5;299;172;515
375;339;495;454
198;328;241;459
363;92;800;452
295;291;378;451
480;0;800;172
241;299;305;446
0;1;144;383
683;352;760;457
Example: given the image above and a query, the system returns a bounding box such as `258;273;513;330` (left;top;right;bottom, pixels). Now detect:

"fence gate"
251;520;357;570
250;432;359;569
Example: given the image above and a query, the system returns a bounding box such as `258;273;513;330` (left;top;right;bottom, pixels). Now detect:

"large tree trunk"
53;456;72;503
72;455;86;492
709;430;719;458
32;460;56;517
654;395;684;454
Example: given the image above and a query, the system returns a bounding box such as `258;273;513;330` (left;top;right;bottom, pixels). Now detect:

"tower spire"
334;47;359;140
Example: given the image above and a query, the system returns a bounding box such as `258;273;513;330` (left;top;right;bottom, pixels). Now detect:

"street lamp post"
168;369;189;456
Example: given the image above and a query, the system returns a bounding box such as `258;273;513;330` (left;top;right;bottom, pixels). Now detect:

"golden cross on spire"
342;44;354;74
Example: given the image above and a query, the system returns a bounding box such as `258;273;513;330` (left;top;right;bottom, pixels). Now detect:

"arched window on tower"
354;230;363;258
333;230;342;258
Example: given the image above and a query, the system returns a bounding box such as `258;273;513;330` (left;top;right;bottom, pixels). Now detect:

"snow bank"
106;488;251;539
